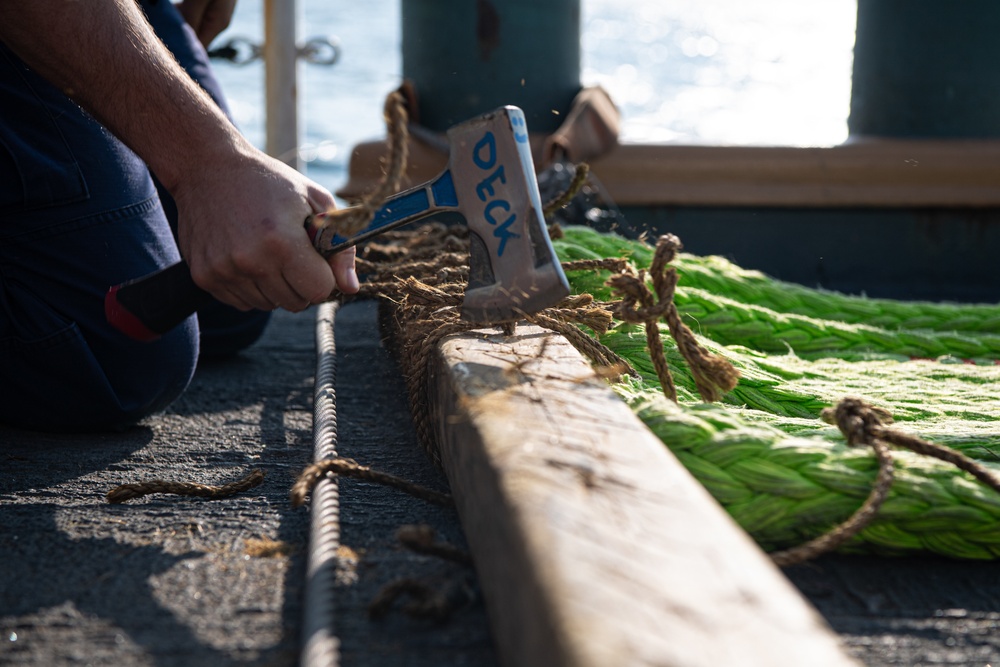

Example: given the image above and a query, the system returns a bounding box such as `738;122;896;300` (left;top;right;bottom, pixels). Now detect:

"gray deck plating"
3;303;999;666
0;304;495;667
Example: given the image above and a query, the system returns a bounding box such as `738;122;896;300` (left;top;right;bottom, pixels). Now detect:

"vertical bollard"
849;0;1000;138
401;0;581;133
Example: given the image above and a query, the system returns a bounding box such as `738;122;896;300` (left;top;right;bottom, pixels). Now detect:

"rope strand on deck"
106;468;264;504
290;457;453;508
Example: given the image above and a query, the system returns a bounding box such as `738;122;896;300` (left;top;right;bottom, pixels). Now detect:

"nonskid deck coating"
0;304;495;667
2;302;999;665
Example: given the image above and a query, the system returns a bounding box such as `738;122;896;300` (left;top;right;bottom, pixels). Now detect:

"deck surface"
0;303;495;667
1;301;999;666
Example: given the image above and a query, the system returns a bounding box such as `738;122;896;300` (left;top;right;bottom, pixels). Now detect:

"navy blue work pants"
0;0;269;431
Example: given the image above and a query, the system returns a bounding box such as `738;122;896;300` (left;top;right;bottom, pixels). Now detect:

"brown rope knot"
820;396;895;447
825;397;1000;495
396;524;472;565
771;397;896;567
775;396;1000;566
290;457;453;508
606;235;682;324
606;234;739;403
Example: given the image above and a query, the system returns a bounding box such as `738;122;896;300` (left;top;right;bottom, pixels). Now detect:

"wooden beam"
430;325;857;667
338;134;1000;209
591;140;1000;208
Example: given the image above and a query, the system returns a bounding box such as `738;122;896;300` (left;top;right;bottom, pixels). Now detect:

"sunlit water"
214;0;857;194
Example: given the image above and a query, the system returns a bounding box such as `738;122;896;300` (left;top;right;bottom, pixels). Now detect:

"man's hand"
173;147;360;312
176;0;238;49
0;0;358;314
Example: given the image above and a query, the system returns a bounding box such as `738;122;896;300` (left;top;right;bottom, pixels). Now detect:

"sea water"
213;0;857;196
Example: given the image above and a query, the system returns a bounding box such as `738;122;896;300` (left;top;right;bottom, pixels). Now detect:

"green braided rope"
602;323;1000;424
556;232;1000;360
555;226;1000;559
676;288;1000;360
615;380;1000;560
740;409;1000;462
557;225;1000;334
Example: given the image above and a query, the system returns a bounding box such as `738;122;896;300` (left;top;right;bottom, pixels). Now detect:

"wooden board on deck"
430;324;858;667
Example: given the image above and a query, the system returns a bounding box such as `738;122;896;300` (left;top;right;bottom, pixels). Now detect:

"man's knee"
0;319;198;432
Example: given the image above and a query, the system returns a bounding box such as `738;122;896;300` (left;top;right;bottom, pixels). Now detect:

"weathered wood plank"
431;324;858;667
591;141;1000;207
338;135;1000;208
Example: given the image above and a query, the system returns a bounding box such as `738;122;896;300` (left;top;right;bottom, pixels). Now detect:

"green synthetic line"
601;323;1000;423
556;225;1000;334
615;380;1000;559
555;229;1000;361
555;226;1000;559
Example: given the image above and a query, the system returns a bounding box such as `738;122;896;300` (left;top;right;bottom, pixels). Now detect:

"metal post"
300;302;342;667
401;0;581;133
849;0;1000;137
264;0;300;169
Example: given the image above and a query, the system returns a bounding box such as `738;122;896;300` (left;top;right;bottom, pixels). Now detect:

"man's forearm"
0;0;360;312
0;0;246;192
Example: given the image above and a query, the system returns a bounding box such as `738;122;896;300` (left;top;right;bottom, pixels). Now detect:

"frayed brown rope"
396;524;472;565
358;256;469;287
398;277;466;307
368;577;472;621
770;398;895;566
560;293;596;308
350;227;745;476
542;163;590;220
290;457;452;508
311;91;410;243
527;312;637;379
544;306;613;335
543;293;615;334
562;258;629;274
106;468;264;504
405;319;484;464
384;280;628;463
772;396;1000;566
608;234;740;402
829;397;1000;494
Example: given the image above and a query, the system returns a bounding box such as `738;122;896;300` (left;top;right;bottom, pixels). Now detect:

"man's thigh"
0;200;200;430
0;44;198;430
